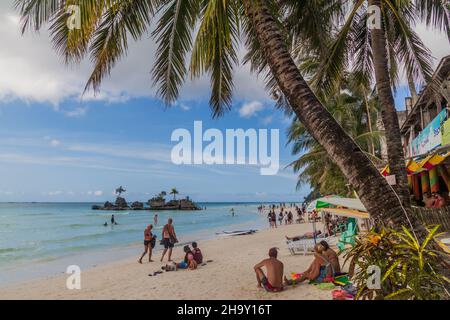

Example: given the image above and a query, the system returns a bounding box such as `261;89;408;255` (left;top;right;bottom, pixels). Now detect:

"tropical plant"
170;188;179;201
307;0;449;206
343;225;450;300
288;74;383;196
14;0;414;226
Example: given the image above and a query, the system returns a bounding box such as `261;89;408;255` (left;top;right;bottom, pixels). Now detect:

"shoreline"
0;216;268;287
0;222;334;300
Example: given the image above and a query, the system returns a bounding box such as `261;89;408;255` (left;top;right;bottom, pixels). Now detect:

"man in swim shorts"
160;218;177;262
254;247;284;292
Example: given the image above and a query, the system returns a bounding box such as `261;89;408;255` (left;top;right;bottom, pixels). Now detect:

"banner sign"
441;117;450;146
410;109;447;156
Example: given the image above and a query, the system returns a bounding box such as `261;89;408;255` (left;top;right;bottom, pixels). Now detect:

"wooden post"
438;165;450;191
413;174;421;201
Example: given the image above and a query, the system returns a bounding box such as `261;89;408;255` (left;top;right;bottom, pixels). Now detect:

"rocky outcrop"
115;197;128;208
148;198;201;210
92;198;130;210
92;195;201;211
131;201;144;210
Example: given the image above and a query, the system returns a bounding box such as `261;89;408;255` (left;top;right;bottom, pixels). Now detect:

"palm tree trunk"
242;0;408;225
369;0;410;208
363;93;376;155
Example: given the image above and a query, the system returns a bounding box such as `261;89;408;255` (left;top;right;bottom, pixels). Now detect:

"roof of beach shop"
308;196;367;212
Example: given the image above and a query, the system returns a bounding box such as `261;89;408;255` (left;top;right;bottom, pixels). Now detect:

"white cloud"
180;103;191;111
0;1;448;113
47;190;63;196
94;190;103;196
0;3;269;109
50;139;61;147
64;107;88;118
261;116;273;125
238;101;264;118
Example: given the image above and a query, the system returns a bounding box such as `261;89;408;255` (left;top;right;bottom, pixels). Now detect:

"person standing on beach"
254;247;284;292
111;214;116;225
139;224;156;263
154;214;158;226
161;218;178;262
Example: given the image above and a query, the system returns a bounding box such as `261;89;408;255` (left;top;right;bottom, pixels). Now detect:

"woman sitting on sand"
319;240;340;274
283;244;333;285
162;246;198;272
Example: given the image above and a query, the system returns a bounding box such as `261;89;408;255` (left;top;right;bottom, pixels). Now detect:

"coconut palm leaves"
288;78;384;196
170;188;179;200
416;0;450;41
190;0;240;117
152;0;200;106
15;0;160;92
311;0;438;97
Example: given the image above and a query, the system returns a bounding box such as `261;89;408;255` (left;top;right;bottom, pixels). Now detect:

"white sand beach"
0;222;338;300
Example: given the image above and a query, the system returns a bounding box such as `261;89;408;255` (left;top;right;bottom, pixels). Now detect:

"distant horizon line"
0;200;304;204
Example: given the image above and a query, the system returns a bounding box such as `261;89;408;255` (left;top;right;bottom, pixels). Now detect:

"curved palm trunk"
363;93;375;155
369;0;410;208
242;0;407;225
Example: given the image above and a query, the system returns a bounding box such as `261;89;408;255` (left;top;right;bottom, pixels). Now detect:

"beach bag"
150;235;157;249
331;289;353;300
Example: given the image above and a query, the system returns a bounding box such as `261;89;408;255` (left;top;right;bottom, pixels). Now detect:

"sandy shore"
0;221;338;300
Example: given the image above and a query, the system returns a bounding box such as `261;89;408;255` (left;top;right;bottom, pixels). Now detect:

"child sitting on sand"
192;242;203;264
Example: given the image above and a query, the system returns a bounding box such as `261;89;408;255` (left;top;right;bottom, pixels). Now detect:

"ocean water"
0;202;269;285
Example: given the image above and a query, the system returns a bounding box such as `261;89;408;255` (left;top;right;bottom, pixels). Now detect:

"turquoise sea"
0;202;269;285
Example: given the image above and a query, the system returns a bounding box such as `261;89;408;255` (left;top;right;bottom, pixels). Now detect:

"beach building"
381;55;450;204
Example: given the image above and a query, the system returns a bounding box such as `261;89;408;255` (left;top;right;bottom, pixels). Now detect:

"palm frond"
152;0;200;105
190;0;240;117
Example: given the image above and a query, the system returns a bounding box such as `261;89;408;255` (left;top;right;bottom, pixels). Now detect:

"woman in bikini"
138;224;155;263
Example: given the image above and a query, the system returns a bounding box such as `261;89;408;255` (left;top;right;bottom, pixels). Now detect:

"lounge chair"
336;222;357;251
286;235;335;256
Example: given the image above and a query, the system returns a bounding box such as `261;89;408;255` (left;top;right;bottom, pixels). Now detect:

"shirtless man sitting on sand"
254;247;284;292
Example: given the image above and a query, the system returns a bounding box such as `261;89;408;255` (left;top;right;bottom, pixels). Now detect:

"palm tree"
14;0;413;225
170;188;179;201
288;80;384;197
307;0;449;207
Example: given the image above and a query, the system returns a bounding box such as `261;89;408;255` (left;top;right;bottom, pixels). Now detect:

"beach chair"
336;222;357;251
286;238;316;255
286;235;333;256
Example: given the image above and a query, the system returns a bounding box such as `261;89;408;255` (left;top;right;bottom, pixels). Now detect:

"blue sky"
0;1;449;202
0;95;304;202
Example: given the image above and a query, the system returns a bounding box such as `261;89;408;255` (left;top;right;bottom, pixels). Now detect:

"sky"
0;1;449;202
